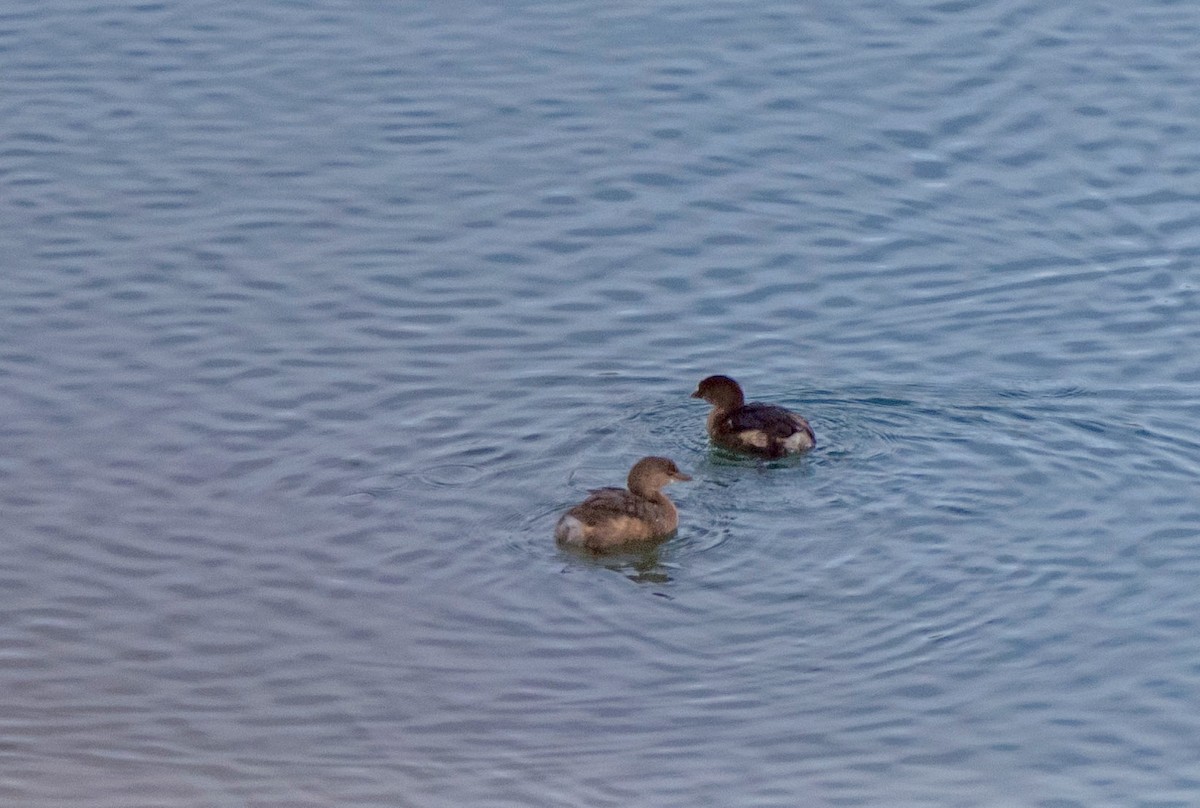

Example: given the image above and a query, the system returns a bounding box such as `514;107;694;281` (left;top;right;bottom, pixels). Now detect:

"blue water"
4;1;1200;805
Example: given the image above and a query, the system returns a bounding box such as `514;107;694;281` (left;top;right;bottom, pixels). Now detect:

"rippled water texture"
4;1;1200;806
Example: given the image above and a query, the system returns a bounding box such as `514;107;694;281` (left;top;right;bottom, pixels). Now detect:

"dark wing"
583;486;629;501
572;487;661;523
728;403;812;441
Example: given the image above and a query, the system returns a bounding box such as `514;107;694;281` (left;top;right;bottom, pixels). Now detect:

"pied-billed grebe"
691;374;815;459
555;456;692;550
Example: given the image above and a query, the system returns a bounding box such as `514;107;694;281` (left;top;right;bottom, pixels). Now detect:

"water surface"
4;1;1200;806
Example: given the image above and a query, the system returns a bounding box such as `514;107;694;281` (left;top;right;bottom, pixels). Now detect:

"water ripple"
7;0;1200;805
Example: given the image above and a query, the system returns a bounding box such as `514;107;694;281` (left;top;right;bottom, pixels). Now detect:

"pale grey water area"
4;1;1200;806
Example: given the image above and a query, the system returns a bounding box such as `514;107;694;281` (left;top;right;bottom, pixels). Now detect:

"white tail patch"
554;515;587;545
784;431;815;452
